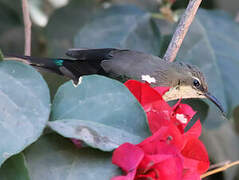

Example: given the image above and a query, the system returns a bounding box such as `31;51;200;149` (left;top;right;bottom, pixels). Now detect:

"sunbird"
6;48;224;113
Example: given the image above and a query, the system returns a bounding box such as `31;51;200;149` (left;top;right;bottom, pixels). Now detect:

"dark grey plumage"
5;48;224;113
66;48;208;91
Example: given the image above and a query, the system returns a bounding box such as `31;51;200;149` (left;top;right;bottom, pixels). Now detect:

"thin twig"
163;0;202;62
201;160;239;179
22;0;32;56
208;160;231;170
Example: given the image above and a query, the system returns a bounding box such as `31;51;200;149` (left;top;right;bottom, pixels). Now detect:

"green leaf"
74;5;161;55
46;0;98;56
173;9;239;179
195;10;239;117
110;0;161;12
0;0;25;54
201;122;239;180
24;133;119;180
49;75;149;151
44;0;99;98
0;153;30;180
175;9;239;124
175;10;224;125
0;61;50;166
0;0;22;34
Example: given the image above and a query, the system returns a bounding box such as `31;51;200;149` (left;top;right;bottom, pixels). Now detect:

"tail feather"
4;54;32;65
4;54;66;75
5;54;55;66
4;54;106;85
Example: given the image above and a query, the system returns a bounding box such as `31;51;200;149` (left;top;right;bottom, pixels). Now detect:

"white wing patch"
176;114;187;124
141;75;156;84
72;77;83;87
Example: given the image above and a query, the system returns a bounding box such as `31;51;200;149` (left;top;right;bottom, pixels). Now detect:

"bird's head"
162;62;224;114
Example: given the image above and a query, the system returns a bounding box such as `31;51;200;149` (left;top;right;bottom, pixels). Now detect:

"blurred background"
0;0;239;179
0;0;238;56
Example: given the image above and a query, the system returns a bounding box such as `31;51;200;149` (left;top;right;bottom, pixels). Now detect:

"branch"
201;160;239;179
163;0;202;62
22;0;32;56
208;160;231;170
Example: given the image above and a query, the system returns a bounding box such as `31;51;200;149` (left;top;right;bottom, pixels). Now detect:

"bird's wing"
100;50;171;86
66;48;117;61
66;48;171;86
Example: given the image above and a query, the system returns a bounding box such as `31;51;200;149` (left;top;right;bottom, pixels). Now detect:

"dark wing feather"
61;59;106;83
66;48;172;86
66;48;116;61
100;50;171;86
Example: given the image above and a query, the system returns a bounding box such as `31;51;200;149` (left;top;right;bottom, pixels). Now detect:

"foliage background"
0;0;239;179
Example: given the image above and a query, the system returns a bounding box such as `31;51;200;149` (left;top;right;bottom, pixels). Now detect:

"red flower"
112;123;209;180
71;139;83;148
111;80;209;180
125;80;201;136
112;130;184;180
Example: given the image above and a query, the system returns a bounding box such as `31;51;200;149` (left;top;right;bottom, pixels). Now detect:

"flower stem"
22;0;32;56
201;160;239;179
163;0;202;62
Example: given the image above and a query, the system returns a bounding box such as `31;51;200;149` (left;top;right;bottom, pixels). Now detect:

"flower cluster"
112;80;209;180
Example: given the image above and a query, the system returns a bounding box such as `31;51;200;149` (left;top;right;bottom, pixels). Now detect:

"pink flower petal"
154;86;170;96
184;120;202;138
137;143;184;180
181;137;210;174
124;80;163;107
138;124;184;152
172;103;201;137
71;139;83;148
111;171;136;180
147;154;183;180
183;170;201;180
147;111;171;134
112;143;144;174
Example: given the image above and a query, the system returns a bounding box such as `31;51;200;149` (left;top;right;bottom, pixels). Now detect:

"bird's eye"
193;79;200;87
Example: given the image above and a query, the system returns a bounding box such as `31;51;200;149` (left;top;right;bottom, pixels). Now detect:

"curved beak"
205;92;225;115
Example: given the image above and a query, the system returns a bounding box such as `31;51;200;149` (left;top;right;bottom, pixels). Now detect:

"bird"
5;48;224;114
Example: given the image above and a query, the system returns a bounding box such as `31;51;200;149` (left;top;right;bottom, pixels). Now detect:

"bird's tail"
4;54;32;65
4;54;105;85
3;54;69;78
4;54;55;67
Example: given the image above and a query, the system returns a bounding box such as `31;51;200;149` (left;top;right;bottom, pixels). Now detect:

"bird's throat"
162;85;205;102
